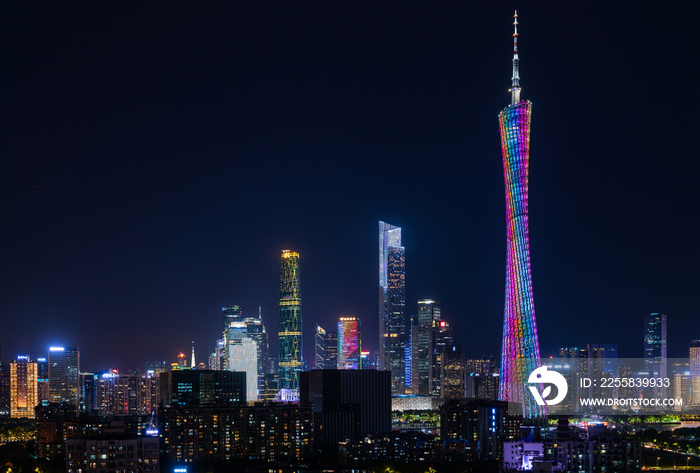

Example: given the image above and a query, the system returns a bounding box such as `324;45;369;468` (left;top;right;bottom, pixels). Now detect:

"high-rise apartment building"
278;250;302;391
379;221;406;394
10;355;38;418
497;12;543;419
337;317;361;370
410;300;441;395
48;346;80;407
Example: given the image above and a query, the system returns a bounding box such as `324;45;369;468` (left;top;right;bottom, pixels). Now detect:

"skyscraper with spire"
498;11;543;419
278;250;302;392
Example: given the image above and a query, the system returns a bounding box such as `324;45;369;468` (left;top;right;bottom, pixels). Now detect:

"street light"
657;457;660;469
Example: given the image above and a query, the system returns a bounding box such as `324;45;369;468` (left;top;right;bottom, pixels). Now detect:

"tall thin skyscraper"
379;221;406;394
497;12;543;419
48;346;80;407
278;250;302;391
644;312;667;397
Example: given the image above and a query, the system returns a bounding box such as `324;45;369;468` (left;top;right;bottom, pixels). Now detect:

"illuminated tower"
337;317;361;370
498;12;543;419
379;221;406;394
278;250;302;391
10;355;37;418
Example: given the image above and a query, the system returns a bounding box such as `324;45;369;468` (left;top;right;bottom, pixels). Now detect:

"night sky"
2;2;699;373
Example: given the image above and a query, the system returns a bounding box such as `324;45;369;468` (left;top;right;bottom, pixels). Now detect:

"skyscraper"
411;299;441;395
690;340;700;406
48;346;80;407
245;310;268;396
10;355;37;418
315;325;327;369
278;250;302;391
644;313;667;397
430;319;453;397
497;12;543;419
379;221;406;394
223;305;259;401
315;324;337;370
644;313;667;361
337;317;361;370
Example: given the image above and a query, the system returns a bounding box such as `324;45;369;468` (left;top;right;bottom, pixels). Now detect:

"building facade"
162;403;312;463
497;13;543;419
66;437;159;473
379;221;406;394
159;369;245;408
278;250;302;391
300;369;391;449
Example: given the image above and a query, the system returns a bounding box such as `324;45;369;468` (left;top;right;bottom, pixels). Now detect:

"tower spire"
510;10;521;105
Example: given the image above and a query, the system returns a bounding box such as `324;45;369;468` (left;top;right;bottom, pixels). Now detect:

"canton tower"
498;11;543;419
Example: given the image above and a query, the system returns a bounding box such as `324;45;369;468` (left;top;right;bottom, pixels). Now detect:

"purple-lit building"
337;317;360;370
497;12;543;419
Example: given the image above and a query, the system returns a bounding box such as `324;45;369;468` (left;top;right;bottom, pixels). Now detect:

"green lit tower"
278;250;302;391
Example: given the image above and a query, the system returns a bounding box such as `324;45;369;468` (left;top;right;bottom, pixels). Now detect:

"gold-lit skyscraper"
278;250;302;391
10;355;38;419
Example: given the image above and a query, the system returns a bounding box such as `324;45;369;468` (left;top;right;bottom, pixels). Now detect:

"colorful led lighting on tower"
498;11;543;419
278;250;302;391
337;317;360;370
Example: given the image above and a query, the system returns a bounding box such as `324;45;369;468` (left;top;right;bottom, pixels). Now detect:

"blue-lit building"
379;221;406;394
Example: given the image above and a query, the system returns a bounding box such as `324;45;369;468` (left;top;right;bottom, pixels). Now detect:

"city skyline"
2;3;700;371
